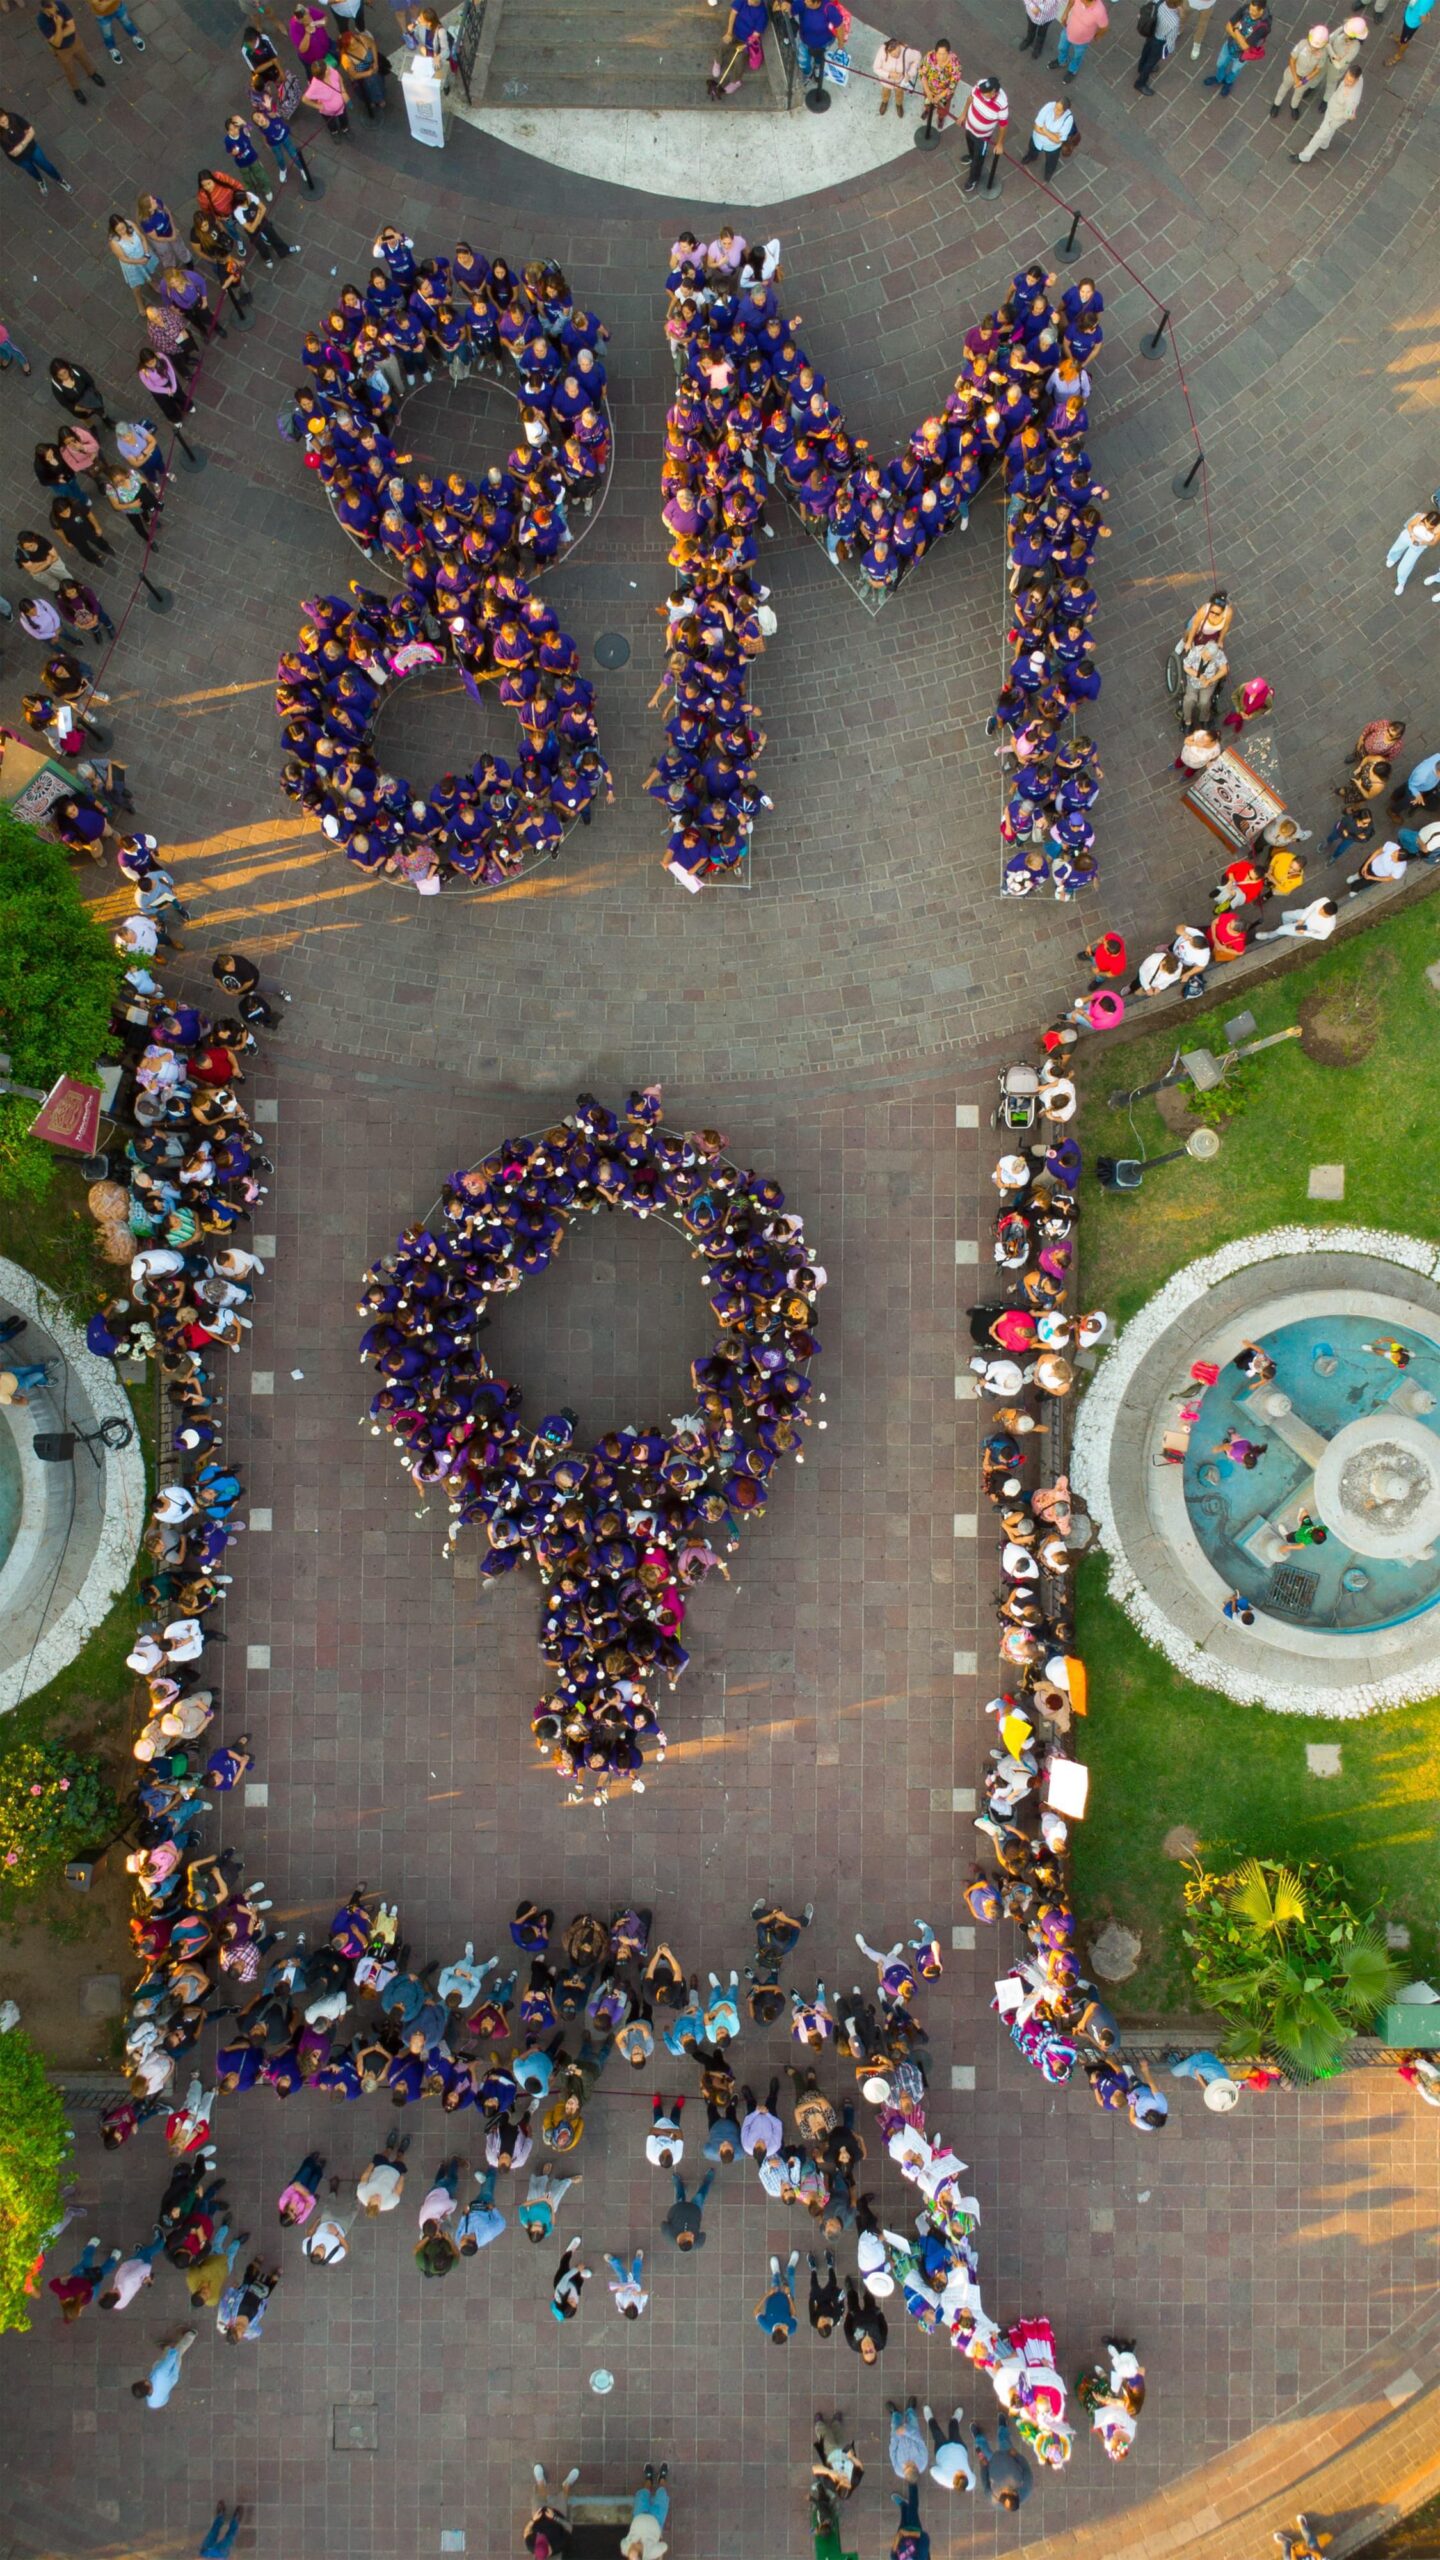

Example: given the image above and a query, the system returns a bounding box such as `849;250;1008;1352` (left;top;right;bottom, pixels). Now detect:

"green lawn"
1077;895;1440;1327
1070;1556;1440;2017
1072;899;1440;2017
0;1161;150;1921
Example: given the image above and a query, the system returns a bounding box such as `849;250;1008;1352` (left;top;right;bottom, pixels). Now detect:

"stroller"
993;1062;1042;1132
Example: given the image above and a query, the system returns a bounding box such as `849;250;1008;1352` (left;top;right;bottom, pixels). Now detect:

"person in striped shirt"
963;75;1009;186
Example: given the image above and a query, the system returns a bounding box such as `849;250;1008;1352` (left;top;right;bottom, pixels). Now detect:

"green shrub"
0;2027;72;2333
0;1742;119;1895
0;810;121;1203
1182;1853;1404;2078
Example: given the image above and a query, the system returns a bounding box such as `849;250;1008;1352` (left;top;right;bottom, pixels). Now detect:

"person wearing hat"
1271;20;1328;106
1292;57;1362;147
962;76;1008;187
1318;12;1366;92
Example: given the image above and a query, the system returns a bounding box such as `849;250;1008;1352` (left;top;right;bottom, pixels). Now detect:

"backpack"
1137;2;1158;32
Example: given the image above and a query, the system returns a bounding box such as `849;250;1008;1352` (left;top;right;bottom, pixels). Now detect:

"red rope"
1000;150;1219;584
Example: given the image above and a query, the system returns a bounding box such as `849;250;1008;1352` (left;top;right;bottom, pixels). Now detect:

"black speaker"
33;1432;77;1463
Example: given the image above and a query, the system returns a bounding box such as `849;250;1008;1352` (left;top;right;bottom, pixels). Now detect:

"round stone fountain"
1313;1412;1440;1563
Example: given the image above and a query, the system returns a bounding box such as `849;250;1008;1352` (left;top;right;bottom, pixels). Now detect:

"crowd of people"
660;231;1106;892
963;1074;1170;2114
282;237;613;890
275;584;610;890
359;1090;823;1794
96;1856;1153;2518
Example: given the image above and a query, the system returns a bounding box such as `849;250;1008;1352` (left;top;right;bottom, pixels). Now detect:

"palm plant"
1181;1853;1405;2079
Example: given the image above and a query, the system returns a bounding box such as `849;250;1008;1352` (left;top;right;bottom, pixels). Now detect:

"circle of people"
358;1089;823;1798
98;1870;1145;2501
279;234;613;891
661;229;1105;893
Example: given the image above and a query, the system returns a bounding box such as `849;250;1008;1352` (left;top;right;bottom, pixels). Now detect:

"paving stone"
0;19;1437;2558
78;1975;123;2019
1307;1165;1346;1200
1306;1743;1342;1777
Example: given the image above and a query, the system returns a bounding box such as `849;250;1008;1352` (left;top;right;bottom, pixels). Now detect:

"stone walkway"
0;0;1438;2550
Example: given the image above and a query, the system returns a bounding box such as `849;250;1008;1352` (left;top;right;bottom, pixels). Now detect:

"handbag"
1059;121;1080;152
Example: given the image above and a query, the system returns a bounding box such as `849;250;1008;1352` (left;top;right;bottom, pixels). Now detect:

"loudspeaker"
33;1432;77;1463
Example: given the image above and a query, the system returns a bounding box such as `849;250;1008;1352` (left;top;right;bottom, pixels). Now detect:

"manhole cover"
593;631;630;668
1267;1565;1319;1616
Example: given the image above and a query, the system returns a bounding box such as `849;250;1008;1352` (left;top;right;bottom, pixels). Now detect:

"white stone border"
1070;1226;1440;1719
0;1254;146;1713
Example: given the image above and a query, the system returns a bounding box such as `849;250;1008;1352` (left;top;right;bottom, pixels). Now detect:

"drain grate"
1268;1565;1319;1616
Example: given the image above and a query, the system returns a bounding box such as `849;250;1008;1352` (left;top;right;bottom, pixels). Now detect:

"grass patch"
0;1160;150;1973
1077;897;1440;1328
1071;906;1440;2019
1070;1554;1440;2018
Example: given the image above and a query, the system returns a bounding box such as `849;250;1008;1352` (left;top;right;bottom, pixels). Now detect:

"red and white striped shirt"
964;82;1009;138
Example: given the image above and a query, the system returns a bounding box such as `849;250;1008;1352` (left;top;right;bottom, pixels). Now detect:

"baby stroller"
993;1062;1042;1132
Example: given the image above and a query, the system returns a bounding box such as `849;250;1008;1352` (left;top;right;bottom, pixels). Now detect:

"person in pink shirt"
1056;0;1109;73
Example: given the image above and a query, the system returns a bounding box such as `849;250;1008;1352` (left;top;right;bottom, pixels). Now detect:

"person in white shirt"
606;2248;649;2317
1346;838;1408;893
1018;0;1064;55
357;2131;409;2214
645;2096;684;2167
872;34;920;104
1382;504;1440;593
1131;945;1184;995
924;2407;977;2491
1255;896;1339;941
303;2213;352;2266
100;2253;157;2311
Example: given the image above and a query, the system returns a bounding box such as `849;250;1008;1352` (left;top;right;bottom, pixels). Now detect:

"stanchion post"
1054;206;1083;260
1171;450;1204;502
173;426;207;471
139;568;173;615
1138;305;1171;360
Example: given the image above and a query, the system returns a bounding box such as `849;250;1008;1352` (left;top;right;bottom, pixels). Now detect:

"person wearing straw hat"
1271;20;1328;107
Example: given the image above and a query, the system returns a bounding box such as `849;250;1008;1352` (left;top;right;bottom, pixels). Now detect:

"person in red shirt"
1209;908;1249;961
1079;929;1126;985
49;2238;122;2321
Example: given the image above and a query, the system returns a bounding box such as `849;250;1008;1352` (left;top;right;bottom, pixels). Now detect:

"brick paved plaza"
1;0;1439;2550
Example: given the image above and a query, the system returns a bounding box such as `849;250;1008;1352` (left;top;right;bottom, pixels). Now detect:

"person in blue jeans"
890;2477;931;2560
794;0;843;76
1203;0;1270;85
91;0;146;61
0;321;32;373
0;111;71;193
755;2249;800;2340
198;2504;243;2558
972;2417;1033;2509
621;2465;669;2560
1;1361;52;1397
